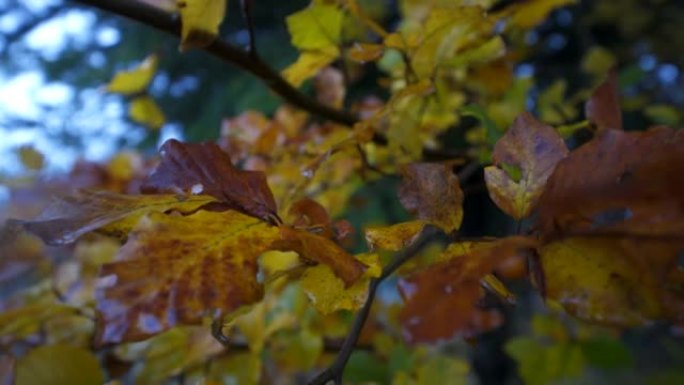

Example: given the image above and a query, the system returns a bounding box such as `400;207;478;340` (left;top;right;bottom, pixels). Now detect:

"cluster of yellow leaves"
106;54;165;130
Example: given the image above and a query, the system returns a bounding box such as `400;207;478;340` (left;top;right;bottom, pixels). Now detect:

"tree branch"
308;225;441;385
70;0;359;127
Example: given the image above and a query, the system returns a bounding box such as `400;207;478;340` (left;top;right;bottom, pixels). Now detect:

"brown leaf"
274;226;366;287
484;112;568;219
16;190;216;245
398;163;464;233
141;139;278;223
399;237;537;343
95;210;279;344
537;126;684;240
314;67;345;109
585;69;622;131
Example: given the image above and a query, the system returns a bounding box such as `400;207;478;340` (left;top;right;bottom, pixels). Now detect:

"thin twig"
239;0;257;56
308;226;441;385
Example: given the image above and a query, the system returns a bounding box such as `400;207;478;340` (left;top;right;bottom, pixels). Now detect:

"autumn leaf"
299;253;380;315
274;226;366;287
364;221;427;252
283;3;343;86
129;95;166;129
537;126;684;239
283;46;339;88
17;145;44;171
16;190;216;245
539;237;679;327
15;344;104;385
286;3;343;51
585;69;622;131
399;162;464;234
506;0;577;29
399;237;536;343
106;54;158;95
314;67;345;109
177;0;227;51
484;112;568;219
95;210;279;344
141;139;278;224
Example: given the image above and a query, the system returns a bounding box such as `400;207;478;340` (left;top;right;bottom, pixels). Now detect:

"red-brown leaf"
537;126;684;239
141;139;278;223
398;237;537;343
585;69;622;131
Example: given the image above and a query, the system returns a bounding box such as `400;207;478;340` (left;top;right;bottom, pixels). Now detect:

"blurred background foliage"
1;0;683;384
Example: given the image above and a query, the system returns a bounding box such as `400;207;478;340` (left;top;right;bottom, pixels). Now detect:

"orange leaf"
585;69;622;131
398;163;464;233
484;112;568;219
95;210;279;344
141;139;278;223
399;236;537;343
274;226;366;287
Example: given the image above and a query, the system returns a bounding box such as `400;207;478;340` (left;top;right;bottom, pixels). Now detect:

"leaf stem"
308;225;440;385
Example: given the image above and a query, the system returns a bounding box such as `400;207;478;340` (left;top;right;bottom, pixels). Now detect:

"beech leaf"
15;344;104;385
398;163;464;234
399;237;536;343
537;126;684;239
16;190;216;245
484;112;568;219
106;54;158;95
95;210;279;344
585;69;622;131
178;0;227;51
539;237;678;326
274;226;367;287
129;95;166;130
141;139;278;224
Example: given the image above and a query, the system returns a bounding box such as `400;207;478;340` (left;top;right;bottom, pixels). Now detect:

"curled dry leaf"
273;226;366;287
585;69;622;131
95;210;279;344
399;236;537;343
314;67;345;109
399;163;464;234
141;139;278;224
15;190;216;245
484;112;568;219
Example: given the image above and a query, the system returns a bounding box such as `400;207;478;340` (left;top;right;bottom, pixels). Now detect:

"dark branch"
308;225;441;385
70;0;359;127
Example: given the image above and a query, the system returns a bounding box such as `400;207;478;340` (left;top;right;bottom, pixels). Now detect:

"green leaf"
580;337;633;370
15;344;104;385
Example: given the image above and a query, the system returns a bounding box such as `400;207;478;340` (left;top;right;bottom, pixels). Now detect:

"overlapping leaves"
18;140;367;344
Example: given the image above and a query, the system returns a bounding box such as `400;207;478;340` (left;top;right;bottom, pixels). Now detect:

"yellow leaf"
17;145;44;171
364;220;426;251
96;210;280;344
178;0;227;51
507;0;577;29
129;95;166;129
286;3;343;50
15;344;104;385
443;36;505;67
106;54;158;95
300;253;380;314
0;304;75;341
539;238;669;327
581;46;617;78
282;47;339;87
